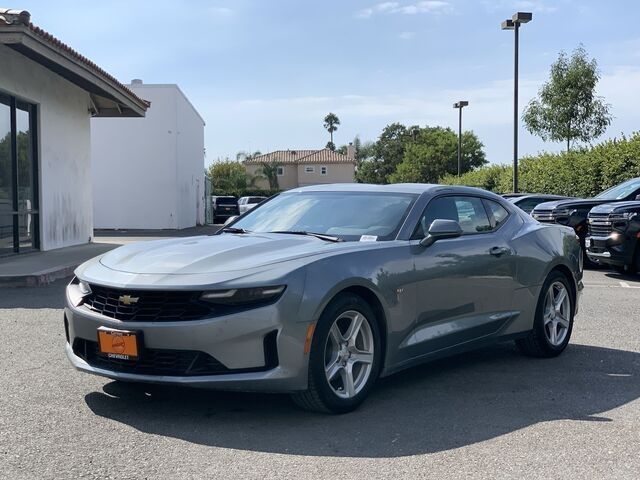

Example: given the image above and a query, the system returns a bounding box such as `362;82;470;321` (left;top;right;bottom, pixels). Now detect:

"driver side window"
413;196;492;239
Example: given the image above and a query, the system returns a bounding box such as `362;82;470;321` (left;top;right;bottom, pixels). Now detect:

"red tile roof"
245;149;355;165
0;8;149;108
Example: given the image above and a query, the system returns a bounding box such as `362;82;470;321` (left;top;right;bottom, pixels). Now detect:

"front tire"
292;293;382;414
516;270;574;358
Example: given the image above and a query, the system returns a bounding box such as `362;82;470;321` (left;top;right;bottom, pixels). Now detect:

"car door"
405;195;518;357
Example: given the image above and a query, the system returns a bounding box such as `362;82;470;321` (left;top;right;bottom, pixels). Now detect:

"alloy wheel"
543;281;571;347
323;310;374;399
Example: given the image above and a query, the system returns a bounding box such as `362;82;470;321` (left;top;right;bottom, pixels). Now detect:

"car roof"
514;194;570;201
288;183;500;196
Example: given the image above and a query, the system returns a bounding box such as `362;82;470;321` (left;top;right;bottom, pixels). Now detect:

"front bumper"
64;295;311;392
586;235;635;267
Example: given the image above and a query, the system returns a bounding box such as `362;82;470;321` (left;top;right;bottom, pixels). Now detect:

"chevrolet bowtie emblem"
118;295;139;305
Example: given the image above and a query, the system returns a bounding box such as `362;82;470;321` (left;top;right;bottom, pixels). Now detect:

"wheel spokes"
329;323;344;347
344;313;364;346
554;287;567;312
325;360;342;382
340;363;356;398
350;350;373;365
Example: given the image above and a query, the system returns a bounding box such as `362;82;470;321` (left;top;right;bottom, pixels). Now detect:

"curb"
0;264;78;288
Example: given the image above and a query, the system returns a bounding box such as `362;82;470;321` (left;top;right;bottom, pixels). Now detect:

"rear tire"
291;293;382;414
516;270;574;358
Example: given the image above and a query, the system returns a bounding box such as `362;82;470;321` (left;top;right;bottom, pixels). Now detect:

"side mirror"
224;216;238;225
420;219;463;247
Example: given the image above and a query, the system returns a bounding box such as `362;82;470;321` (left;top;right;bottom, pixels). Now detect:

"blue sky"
16;0;640;165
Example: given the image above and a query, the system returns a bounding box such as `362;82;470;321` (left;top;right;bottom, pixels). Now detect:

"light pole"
501;11;532;193
453;101;469;177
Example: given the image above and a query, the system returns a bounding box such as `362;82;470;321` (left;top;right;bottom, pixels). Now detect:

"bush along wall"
440;133;640;197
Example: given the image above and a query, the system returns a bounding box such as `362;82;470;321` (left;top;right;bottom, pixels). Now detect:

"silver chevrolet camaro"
65;184;583;413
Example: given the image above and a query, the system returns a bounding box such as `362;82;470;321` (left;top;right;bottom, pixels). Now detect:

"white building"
91;81;205;230
0;8;148;255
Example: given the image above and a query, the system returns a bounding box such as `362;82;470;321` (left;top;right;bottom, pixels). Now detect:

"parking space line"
620;281;640;289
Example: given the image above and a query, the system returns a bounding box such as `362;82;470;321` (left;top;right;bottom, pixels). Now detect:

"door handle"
489;246;510;257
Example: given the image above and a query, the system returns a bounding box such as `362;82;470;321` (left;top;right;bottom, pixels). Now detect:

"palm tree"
323;113;340;149
258;161;280;190
236;150;262;162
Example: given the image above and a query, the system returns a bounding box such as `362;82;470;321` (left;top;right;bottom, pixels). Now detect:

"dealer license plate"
97;327;140;361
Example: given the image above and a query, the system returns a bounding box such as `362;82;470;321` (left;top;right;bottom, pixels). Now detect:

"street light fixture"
502;11;532;193
453;101;469;177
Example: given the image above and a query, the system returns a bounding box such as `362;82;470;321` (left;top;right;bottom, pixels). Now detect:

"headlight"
610;212;637;220
200;285;286;306
68;277;92;306
553;208;577;217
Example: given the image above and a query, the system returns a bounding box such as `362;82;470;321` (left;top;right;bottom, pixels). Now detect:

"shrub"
440;133;640;196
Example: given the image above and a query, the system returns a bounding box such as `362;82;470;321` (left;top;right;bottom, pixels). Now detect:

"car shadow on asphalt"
603;272;640;283
84;343;640;457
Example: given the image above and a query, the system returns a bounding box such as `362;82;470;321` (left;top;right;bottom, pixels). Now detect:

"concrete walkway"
0;225;221;287
0;243;116;287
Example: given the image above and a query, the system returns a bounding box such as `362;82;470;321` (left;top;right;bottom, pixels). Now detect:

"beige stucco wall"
245;163;298;190
297;163;355;187
245;162;355;190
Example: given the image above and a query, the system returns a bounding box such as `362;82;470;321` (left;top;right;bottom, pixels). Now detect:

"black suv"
212;196;239;224
531;177;640;260
586;201;640;273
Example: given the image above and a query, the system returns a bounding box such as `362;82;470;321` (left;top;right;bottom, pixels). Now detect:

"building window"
276;166;284;176
320;166;327;175
0;93;39;255
305;166;315;173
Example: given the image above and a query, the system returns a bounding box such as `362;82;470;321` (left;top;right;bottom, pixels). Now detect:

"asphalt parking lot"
1;269;639;479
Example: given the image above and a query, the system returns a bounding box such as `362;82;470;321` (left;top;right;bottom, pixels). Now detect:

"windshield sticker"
360;235;378;242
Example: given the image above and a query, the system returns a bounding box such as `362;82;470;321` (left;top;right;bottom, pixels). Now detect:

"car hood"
534;198;613;211
98;233;358;275
590;201;640;214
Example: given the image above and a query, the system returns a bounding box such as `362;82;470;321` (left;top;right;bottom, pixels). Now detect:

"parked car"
507;194;572;214
211;196;239;224
65;184;582;413
531;177;640;258
238;196;267;214
586;201;640;273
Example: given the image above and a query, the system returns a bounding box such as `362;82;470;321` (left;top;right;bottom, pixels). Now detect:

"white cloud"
356;1;451;19
481;0;558;14
210;6;234;16
205;66;640;164
398;31;416;40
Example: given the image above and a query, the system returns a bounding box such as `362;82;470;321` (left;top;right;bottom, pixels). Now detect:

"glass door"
0;93;39;255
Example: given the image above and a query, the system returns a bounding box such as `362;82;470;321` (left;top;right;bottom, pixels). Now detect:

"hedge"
211;188;280;198
440;133;640;197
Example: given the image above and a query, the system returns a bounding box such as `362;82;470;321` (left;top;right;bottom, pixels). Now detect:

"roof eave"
0;25;148;117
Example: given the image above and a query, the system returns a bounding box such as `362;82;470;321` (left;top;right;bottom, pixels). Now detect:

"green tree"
523;45;612;152
258;161;281;190
355;123;413;184
390;127;486;183
207;160;250;194
325;141;336;151
323;113;340;147
236;150;262;162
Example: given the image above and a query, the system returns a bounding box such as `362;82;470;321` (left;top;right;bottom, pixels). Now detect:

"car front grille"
588;220;613;237
82;285;214;322
588;212;613;237
72;331;279;377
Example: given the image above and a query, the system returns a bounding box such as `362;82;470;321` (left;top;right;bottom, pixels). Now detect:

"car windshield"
595;178;640;200
216;197;236;205
231;191;417;241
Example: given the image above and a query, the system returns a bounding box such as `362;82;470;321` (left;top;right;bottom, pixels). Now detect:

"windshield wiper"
269;230;342;242
220;226;251;234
